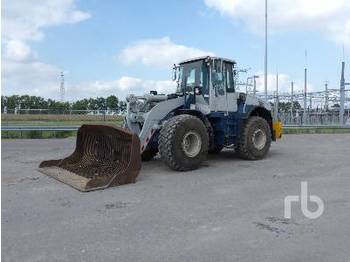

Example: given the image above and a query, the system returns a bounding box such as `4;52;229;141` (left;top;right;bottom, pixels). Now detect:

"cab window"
185;68;196;90
212;60;225;96
225;63;235;93
177;60;210;95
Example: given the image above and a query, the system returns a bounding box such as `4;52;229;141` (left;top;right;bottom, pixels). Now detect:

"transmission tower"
60;72;65;102
324;81;329;111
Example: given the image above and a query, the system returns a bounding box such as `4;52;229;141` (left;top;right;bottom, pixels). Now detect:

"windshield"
176;61;209;94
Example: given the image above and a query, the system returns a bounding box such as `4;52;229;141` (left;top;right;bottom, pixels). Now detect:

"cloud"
119;37;215;67
3;40;33;62
2;0;91;42
68;77;177;100
2;1;180;101
2;0;91;98
257;73;293;93
204;0;350;46
2;60;62;98
240;72;313;94
67;72;314;101
2;56;177;100
2;64;177;100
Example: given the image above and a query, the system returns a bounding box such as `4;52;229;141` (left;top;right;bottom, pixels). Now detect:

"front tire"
159;115;209;171
235;116;271;160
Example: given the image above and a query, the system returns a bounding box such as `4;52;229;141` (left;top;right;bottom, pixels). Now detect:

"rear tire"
159;115;209;171
235;116;271;160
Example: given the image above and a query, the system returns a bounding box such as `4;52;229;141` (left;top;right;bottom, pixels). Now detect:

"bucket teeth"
38;125;141;191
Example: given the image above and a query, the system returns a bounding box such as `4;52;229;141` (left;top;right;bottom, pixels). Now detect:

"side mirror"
194;86;202;95
172;64;177;81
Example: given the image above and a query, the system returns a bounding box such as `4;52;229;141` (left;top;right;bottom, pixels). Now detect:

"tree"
270;101;302;113
96;97;106;110
292;101;302;111
19;95;48;109
1;96;6;112
106;95;119;111
1;95;123;113
72;99;89;110
46;100;70;112
2;95;21;111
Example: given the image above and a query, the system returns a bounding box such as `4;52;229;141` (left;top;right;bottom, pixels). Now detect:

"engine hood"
244;94;272;111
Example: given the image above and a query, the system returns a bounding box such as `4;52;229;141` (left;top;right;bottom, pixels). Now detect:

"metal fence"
276;111;350;126
2;109;120;116
1;109;123;126
2;110;350;134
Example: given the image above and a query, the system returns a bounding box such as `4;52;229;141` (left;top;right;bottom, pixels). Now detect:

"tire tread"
235;116;271;160
159;115;208;171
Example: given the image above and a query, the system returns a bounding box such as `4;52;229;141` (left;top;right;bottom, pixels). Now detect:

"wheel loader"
39;56;282;191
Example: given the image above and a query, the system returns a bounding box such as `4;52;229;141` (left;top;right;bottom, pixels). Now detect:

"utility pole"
303;50;308;124
291;81;294;122
274;73;279;120
309;95;312;110
324;81;329;111
340;62;347;126
246;77;251;94
253;75;259;95
60;72;65;102
264;0;268;102
304;68;308;123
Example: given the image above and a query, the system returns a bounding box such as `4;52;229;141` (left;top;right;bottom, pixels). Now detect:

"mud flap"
38;125;141;192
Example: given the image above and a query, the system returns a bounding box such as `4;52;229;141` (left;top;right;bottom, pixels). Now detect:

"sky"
1;0;350;101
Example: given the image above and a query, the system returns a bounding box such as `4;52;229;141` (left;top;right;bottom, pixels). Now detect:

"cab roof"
179;56;236;65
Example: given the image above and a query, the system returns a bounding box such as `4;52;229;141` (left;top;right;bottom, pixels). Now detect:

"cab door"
224;62;238;113
182;61;211;115
210;59;227;112
194;61;211;114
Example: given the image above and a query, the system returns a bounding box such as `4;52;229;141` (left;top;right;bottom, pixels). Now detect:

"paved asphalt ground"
2;134;350;262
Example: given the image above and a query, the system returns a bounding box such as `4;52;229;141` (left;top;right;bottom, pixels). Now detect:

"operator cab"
174;56;237;113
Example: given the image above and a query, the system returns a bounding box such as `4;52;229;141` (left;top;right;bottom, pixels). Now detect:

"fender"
137;97;184;152
246;106;277;141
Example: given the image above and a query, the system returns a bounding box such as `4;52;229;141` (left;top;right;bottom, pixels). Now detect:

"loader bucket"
38;125;141;192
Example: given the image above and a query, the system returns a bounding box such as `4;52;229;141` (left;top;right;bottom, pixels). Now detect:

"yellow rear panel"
273;121;283;139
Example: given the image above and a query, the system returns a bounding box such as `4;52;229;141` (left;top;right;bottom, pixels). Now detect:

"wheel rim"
182;131;202;157
252;128;267;150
